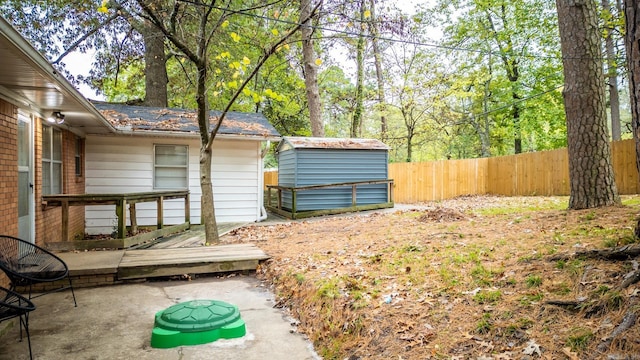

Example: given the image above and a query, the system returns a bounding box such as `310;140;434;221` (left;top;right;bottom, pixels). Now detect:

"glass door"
18;112;33;242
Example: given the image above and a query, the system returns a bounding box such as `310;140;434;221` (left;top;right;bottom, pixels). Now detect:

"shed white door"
17;112;34;242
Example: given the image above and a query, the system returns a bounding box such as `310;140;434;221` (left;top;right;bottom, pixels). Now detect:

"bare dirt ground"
223;196;640;359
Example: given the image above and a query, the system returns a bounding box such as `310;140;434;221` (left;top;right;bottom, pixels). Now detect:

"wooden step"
117;244;270;280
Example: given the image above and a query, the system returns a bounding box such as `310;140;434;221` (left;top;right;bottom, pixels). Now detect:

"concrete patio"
0;275;320;360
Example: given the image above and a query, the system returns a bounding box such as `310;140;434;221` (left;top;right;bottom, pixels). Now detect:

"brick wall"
0;99;18;288
0;99;18;237
63;132;85;238
35;121;86;245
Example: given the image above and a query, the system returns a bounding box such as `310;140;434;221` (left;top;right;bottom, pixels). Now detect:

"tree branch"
205;0;323;151
548;244;640;261
135;0;201;64
52;12;120;65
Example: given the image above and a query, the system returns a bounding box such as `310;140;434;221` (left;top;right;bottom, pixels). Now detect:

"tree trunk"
557;0;620;209
199;146;218;243
351;0;365;138
512;91;522;153
300;0;324;137
604;0;622;140
141;20;168;107
480;62;492;157
196;63;219;243
484;9;522;154
368;0;387;142
625;0;640;177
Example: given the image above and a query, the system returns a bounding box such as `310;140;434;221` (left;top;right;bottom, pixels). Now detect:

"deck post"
157;196;164;229
61;200;69;242
184;193;190;227
129;203;138;235
352;185;357;206
116;199;127;239
277;188;282;209
291;190;297;219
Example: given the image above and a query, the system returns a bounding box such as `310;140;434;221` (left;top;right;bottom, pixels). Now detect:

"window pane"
42;126;51;159
52;129;62;161
156;145;188;166
18;120;29;167
18;172;28;217
52;163;62;194
42;162;51;195
155;168;188;188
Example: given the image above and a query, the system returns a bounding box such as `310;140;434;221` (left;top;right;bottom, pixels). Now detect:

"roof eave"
0;17;117;135
108;128;281;141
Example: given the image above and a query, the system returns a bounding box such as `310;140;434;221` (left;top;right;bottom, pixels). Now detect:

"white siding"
85;135;262;235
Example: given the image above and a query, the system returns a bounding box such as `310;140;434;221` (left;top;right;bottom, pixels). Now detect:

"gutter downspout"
258;140;271;222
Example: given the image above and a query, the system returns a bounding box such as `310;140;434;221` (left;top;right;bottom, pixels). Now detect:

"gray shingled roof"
92;102;280;138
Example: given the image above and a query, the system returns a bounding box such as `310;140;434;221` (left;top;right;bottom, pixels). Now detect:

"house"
0;15;280;263
0;16;116;252
85;103;280;235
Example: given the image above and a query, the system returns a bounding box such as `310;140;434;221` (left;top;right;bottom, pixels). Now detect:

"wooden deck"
117;243;270;280
59;223;272;286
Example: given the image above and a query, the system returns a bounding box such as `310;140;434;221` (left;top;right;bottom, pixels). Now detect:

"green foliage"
525;274;543;288
294;273;305;284
101;63;145;103
2;0;592;163
475;313;493;333
473;289;502;304
519;292;544;306
566;327;593;351
419;0;565;157
316;277;341;299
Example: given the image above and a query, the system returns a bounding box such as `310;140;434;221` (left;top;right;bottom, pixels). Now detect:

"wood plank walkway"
140;223;244;249
118;243;270;280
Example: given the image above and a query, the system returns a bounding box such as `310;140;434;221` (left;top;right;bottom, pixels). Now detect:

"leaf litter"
223;195;640;359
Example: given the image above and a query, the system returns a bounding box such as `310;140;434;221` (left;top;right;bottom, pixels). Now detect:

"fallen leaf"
523;339;541;356
562;347;579;360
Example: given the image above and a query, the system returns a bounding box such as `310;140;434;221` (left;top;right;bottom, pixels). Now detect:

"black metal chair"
0;286;36;360
0;235;76;306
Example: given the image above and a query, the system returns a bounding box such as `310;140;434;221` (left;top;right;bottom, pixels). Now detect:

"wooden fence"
264;139;640;203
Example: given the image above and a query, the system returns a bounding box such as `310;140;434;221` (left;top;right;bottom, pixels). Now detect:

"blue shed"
269;137;393;218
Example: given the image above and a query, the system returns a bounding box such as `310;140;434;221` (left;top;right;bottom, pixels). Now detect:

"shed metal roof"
279;136;389;151
93;102;280;139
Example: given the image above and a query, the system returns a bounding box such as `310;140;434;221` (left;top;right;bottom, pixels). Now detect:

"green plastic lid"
151;300;246;348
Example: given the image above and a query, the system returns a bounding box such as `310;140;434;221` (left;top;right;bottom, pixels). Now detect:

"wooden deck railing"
42;190;190;242
266;179;394;219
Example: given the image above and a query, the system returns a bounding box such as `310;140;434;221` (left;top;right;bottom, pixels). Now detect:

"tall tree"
429;0;563;156
625;0;640;177
300;0;324;137
106;0;317;243
351;0;366;138
139;20;168;106
368;0;388;142
556;0;620;209
482;3;524;153
602;0;622;140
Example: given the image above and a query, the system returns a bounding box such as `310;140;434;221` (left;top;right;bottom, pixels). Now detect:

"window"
154;145;188;189
75;138;83;177
42;125;62;195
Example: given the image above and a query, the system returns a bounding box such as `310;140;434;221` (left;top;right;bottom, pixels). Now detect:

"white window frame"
153;144;189;189
42;124;63;195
